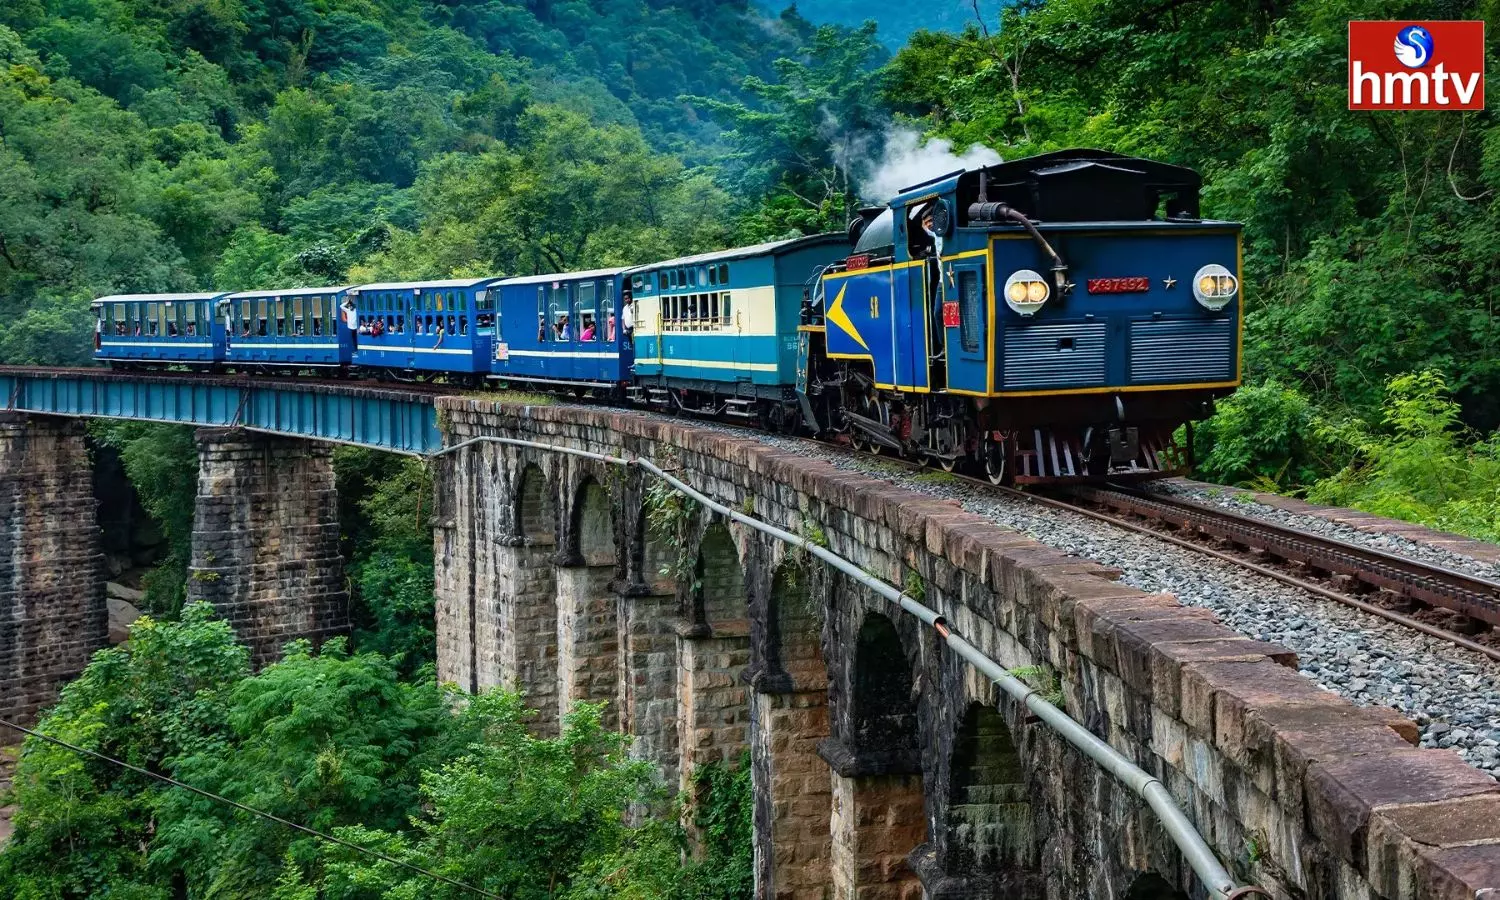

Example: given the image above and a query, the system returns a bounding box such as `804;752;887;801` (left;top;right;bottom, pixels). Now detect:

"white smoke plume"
859;127;1004;202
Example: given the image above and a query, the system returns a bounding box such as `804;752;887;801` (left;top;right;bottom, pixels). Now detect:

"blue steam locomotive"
92;149;1241;483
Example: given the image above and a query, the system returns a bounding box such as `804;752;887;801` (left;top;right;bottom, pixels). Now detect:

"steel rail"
431;431;1254;899
986;483;1500;664
1077;485;1500;628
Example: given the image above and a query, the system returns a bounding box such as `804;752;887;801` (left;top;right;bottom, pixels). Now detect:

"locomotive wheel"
937;455;957;473
982;435;1009;486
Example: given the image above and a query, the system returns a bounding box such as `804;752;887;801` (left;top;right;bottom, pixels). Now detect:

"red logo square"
1349;21;1485;110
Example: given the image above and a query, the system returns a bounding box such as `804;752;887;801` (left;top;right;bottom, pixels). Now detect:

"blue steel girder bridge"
0;367;441;454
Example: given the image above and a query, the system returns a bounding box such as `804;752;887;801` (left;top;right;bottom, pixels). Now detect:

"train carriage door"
899;203;937;391
947;258;988;393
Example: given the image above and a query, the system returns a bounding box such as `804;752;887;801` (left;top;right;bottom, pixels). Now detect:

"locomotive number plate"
1086;276;1151;294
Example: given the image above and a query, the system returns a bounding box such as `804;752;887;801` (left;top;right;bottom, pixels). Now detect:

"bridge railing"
0;369;442;455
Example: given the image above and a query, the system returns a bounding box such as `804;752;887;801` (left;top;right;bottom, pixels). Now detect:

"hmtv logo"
1349;21;1486;110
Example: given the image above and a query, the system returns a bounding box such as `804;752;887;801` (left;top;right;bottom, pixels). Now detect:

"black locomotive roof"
895;149;1204;223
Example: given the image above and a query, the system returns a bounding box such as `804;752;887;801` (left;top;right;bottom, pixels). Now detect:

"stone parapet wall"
186;429;347;667
434;398;1500;899
0;414;107;742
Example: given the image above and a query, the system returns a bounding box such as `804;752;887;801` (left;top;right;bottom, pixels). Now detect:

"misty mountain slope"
757;0;1002;46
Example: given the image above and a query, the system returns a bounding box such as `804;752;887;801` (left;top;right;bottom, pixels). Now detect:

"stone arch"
516;462;555;546
693;519;746;631
944;702;1035;879
851;611;920;765
766;557;823;680
826;609;927;899
570;476;615;566
555;473;620;729
677;518;751;811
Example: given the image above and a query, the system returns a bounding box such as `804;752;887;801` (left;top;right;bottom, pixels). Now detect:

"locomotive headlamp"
1004;269;1050;316
1192;264;1238;310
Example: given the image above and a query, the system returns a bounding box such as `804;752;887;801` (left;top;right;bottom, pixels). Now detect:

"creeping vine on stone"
1008;664;1064;708
643;449;700;594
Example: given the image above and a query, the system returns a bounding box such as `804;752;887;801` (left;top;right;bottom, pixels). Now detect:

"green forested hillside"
0;0;866;365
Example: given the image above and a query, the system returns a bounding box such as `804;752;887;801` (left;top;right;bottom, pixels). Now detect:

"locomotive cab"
811;149;1242;483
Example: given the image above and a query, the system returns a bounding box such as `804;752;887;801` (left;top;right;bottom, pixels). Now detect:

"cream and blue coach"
628;235;846;423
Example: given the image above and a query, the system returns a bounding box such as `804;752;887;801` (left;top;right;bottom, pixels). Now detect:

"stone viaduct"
3;393;1500;899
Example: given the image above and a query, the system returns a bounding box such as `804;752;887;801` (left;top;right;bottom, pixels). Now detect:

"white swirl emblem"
1394;25;1434;69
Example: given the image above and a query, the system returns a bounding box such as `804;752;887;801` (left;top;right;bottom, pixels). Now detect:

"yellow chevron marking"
824;283;868;352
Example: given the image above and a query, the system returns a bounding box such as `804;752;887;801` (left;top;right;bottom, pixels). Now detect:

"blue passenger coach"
94;293;227;367
490;268;629;389
221;286;351;369
348;278;496;380
628;236;845;421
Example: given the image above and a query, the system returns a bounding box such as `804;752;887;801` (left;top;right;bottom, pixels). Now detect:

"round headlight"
1004;269;1050;316
1192;264;1238;311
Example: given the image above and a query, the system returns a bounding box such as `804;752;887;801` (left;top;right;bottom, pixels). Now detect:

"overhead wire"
0;717;501;899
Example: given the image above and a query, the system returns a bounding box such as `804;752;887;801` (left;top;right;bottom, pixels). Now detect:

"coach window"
537;286;548;341
578;281;597;340
718;264;729;285
272;299;284;336
721;293;732;327
310;297;323;336
253;299;266;336
435;292;445;312
602;281;615;340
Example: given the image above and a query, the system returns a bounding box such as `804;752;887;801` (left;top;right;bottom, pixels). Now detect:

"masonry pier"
186;428;348;667
0;413;107;742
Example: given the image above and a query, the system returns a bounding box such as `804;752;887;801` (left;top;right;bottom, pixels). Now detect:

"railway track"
828;444;1500;663
1054;484;1500;662
13;365;1500;663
